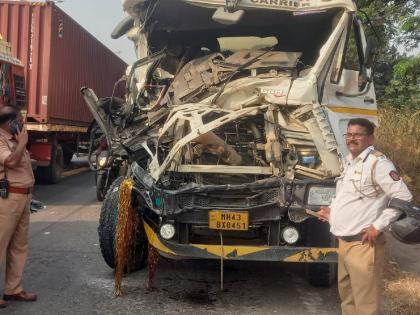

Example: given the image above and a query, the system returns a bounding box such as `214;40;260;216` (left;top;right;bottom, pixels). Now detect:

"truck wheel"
36;144;64;184
96;172;107;202
98;177;148;271
306;263;337;287
305;219;337;287
62;145;74;166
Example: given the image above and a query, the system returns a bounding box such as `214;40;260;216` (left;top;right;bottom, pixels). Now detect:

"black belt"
339;234;363;242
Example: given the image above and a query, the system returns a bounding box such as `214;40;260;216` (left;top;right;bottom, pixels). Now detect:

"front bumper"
144;221;337;263
133;163;335;217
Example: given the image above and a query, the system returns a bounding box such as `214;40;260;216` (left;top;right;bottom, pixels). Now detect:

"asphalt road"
0;171;343;315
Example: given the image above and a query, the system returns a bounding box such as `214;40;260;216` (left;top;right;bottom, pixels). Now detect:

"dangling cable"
219;230;224;291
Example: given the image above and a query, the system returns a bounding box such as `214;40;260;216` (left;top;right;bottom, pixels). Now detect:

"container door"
0;62;12;107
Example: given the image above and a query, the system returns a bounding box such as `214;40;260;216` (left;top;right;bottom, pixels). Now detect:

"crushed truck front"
87;0;378;286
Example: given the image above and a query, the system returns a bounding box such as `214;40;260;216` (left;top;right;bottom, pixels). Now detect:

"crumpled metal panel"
170;50;301;104
222;50;302;70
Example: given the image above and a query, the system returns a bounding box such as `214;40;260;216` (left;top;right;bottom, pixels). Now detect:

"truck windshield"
148;7;344;72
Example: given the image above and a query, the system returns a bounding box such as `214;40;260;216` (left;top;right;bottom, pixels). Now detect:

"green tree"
384;56;420;109
354;1;419;101
355;0;419;48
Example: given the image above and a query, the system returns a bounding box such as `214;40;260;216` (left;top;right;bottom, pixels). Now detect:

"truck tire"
62;145;74;166
305;219;337;287
98;177;148;271
96;172;107;202
36;144;64;184
306;263;337;287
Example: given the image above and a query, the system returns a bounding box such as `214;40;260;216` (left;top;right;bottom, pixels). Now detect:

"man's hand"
318;206;331;222
361;225;380;247
16;127;28;146
5;127;28;168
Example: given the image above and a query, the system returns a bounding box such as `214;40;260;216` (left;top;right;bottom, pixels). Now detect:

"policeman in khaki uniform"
318;118;412;315
0;106;37;308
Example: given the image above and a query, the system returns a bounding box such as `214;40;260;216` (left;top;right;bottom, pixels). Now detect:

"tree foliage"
384;56;420;109
356;0;419;49
354;1;419;104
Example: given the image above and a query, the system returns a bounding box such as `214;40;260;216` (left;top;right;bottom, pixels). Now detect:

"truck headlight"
282;226;299;245
160;223;175;240
307;186;335;206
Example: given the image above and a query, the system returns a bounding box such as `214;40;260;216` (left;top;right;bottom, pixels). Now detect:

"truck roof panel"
122;0;356;16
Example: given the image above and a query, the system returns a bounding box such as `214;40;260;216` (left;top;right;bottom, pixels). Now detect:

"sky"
57;0;137;63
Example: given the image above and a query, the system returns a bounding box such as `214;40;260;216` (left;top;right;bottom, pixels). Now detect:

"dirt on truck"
83;0;379;287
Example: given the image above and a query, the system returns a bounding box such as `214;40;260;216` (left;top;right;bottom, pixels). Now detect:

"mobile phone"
0;178;9;199
9;119;21;135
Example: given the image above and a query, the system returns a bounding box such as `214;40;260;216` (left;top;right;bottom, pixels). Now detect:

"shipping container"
0;0;127;183
0;0;127;126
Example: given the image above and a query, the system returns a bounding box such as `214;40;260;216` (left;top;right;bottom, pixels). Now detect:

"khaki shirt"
0;128;34;188
330;146;412;236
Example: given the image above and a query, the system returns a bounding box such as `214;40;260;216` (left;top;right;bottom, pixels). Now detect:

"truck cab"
87;0;378;287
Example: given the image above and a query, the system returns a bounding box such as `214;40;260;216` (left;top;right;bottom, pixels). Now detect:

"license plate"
208;211;249;231
307;186;336;206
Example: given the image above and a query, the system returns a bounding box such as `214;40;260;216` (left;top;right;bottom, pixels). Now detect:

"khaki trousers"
0;193;31;295
338;234;385;315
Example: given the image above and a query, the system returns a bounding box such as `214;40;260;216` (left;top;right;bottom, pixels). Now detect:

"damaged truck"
82;0;379;287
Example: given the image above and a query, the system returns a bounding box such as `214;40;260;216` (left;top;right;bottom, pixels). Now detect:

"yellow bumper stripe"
284;248;338;262
143;221;177;256
191;244;269;259
144;221;337;262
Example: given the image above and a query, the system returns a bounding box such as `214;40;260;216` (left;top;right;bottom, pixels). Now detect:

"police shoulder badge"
389;170;401;181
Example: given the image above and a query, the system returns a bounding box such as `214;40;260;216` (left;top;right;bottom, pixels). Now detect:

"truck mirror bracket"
364;36;378;69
